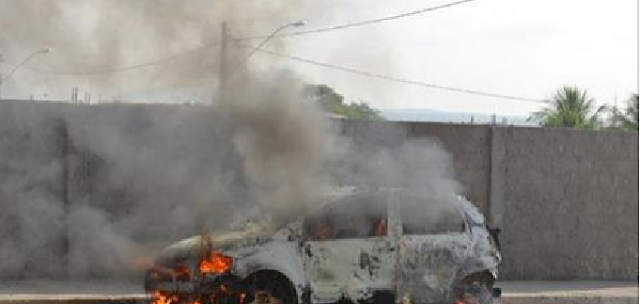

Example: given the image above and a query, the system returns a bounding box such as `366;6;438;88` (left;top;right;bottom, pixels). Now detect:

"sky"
1;0;637;116
278;0;638;115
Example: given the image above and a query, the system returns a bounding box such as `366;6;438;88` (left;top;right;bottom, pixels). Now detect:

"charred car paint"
145;190;502;304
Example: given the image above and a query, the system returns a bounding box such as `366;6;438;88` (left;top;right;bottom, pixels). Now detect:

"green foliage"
303;84;384;120
528;86;605;129
609;93;639;131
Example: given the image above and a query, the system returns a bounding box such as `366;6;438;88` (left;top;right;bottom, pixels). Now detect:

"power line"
236;44;545;103
13;0;478;76
18;42;218;76
234;0;478;41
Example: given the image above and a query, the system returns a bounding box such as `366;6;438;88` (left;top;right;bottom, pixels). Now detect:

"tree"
528;86;605;129
303;84;383;120
609;93;639;131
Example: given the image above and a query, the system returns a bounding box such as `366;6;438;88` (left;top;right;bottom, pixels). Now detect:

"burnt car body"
145;190;502;304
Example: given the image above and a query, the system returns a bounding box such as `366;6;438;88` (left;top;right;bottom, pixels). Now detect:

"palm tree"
610;93;639;131
528;86;605;129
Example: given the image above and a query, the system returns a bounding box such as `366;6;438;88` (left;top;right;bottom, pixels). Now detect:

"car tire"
242;271;297;304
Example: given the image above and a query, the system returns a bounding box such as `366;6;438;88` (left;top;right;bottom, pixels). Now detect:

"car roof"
318;188;467;213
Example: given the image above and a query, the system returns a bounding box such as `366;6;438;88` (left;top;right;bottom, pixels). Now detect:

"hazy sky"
1;0;637;116
278;0;638;115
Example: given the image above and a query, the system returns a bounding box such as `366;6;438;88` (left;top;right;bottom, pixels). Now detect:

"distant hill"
382;108;535;126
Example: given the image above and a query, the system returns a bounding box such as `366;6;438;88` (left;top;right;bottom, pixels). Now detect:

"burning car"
145;190;502;304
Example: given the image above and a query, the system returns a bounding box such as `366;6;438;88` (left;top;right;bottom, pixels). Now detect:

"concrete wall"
0;100;637;280
335;119;638;280
0;101;70;277
497;127;639;280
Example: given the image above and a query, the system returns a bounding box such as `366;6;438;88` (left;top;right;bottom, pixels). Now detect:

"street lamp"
238;20;306;65
0;48;50;100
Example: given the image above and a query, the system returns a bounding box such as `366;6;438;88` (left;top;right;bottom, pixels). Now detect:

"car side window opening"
400;195;465;235
368;217;386;237
311;219;334;240
305;194;388;240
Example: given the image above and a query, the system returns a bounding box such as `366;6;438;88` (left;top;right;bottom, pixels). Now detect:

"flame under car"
145;190;502;304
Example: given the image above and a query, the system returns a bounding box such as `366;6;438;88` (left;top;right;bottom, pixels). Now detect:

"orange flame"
150;291;178;304
199;251;233;274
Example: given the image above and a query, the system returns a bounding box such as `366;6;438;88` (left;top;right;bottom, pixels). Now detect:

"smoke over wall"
0;0;463;280
0;85;331;278
0;103;462;279
0;0;336;278
0;0;327;101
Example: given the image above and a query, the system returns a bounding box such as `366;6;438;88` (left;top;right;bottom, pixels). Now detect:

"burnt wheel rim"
249;290;282;304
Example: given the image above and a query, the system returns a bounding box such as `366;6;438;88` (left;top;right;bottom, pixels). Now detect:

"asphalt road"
0;280;637;304
497;281;638;298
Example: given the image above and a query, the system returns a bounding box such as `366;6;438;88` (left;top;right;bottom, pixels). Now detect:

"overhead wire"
233;44;545;103
14;0;477;76
18;42;219;76
234;0;478;40
5;0;543;103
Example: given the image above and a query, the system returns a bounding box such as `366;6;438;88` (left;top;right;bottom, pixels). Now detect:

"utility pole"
217;22;229;105
71;87;78;104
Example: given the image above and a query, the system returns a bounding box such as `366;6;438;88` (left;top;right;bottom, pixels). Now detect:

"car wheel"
242;271;297;304
453;272;495;304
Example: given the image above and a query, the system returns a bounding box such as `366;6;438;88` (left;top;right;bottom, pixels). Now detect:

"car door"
303;193;395;303
393;194;472;304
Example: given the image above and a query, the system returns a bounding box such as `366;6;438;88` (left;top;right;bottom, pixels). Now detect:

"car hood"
156;222;274;264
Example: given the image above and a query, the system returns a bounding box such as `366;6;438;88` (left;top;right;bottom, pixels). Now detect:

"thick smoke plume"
0;0;323;101
0;74;332;278
329;122;462;224
0;0;335;279
0;104;462;280
224;70;331;225
0;0;463;281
